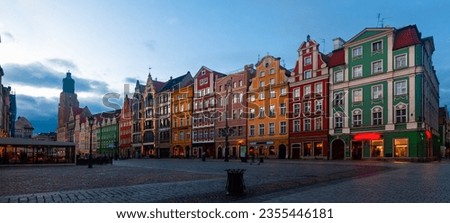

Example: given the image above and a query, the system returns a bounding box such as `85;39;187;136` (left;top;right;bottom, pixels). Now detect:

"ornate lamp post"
224;79;232;162
88;116;95;168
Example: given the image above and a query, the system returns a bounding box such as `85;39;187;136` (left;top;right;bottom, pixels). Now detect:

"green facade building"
96;110;121;157
328;25;439;161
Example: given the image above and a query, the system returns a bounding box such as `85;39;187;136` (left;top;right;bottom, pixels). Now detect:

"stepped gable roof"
393;25;422;50
327;48;345;67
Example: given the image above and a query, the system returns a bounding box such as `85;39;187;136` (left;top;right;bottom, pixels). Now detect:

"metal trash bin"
225;169;246;195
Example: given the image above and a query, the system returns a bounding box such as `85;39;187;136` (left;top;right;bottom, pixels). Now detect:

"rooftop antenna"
319;38;326;53
377;13;390;28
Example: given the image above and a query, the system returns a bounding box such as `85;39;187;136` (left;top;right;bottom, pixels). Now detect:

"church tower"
57;71;80;141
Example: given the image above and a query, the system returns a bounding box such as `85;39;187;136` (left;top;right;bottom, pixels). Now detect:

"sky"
1;0;450;134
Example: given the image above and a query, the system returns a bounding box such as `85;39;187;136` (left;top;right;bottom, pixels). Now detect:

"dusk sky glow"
1;0;449;134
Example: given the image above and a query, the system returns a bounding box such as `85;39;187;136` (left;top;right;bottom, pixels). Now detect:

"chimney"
333;37;345;50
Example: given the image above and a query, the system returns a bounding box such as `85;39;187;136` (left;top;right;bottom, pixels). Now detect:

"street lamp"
88;116;95;168
224;79;232;162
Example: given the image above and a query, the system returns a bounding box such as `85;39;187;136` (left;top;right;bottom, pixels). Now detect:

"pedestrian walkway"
1;159;449;202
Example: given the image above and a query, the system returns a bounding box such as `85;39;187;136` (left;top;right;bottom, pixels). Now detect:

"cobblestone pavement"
1;158;448;202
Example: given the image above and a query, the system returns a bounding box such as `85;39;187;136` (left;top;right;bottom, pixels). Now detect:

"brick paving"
1;159;449;203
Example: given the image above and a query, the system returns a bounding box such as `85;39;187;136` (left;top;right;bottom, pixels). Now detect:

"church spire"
62;71;75;94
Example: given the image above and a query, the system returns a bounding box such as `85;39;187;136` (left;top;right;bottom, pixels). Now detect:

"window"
269;78;275;86
233;82;237;88
239;109;243;119
352;46;363;58
395;54;407;69
304;70;312;79
395;103;407;123
315;83;323;95
260;71;265;77
238;126;243;136
304;143;312;157
270;90;276;98
352;109;362;127
315;99;322;112
371;140;384;158
304;85;311;96
233;94;239;103
372;106;383;125
269;123;275;135
249;125;255;136
334;70;344;82
193;131;197;141
294;120;300;132
304;119;311;131
259;81;265;88
280;103;286;115
372;41;382;53
304;101;311;113
395;80;407;96
353;89;362;102
259;91;265;100
179;131;184;141
259;106;265;117
249;108;255;119
270;68;275;75
250;95;255;102
314;142;323;157
269;105;275;117
372;60;383;74
239;80;243;87
259;124;265;135
280;121;287;134
372;84;383;100
280;88;287;96
335;112;343;128
394;138;408;157
304;56;311;65
294;88;300;99
334;92;344;106
315;117;322;130
210;129;214;140
293;103;301;116
352;65;362;78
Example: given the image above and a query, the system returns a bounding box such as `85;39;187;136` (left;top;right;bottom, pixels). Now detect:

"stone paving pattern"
1;159;449;203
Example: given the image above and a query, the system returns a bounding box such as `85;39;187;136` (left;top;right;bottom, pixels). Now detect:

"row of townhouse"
59;24;439;161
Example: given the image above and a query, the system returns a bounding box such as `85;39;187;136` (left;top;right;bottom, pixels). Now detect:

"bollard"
225;169;246;195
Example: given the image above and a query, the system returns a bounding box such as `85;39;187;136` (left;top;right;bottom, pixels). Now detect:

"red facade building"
192;66;226;158
214;65;255;159
119;95;132;158
289;36;330;159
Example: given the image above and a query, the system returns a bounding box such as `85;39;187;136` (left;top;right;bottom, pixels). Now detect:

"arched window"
372;106;383;125
352;109;362;127
395;103;407;123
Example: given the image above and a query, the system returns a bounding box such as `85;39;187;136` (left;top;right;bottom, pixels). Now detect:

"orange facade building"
171;80;194;158
247;55;291;159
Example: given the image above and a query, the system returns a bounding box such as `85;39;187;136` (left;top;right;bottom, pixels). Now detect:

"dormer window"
304;56;311;65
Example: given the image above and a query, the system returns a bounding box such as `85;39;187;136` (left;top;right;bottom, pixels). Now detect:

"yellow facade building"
247;55;291;159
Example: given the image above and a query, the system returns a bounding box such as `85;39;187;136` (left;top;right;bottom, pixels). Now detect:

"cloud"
1;32;15;42
46;58;78;71
14;94;59;133
2;62;112;94
144;40;156;52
